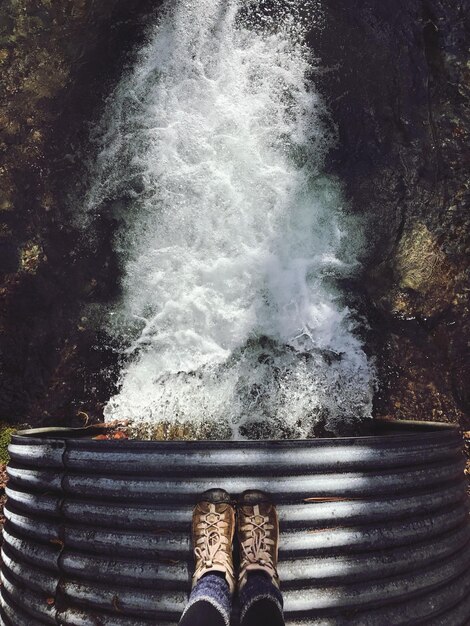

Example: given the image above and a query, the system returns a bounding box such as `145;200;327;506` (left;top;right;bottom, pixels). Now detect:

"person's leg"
179;572;231;626
237;490;285;626
240;571;284;626
178;489;236;626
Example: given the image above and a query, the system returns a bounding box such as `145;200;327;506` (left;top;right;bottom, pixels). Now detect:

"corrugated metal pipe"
1;419;469;625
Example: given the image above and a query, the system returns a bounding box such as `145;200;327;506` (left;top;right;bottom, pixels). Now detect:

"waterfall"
85;0;375;438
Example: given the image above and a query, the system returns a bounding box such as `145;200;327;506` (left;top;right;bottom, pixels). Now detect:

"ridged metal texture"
1;420;469;625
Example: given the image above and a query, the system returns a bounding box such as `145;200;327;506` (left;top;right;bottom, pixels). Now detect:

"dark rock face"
0;0;159;426
316;0;470;429
0;0;468;431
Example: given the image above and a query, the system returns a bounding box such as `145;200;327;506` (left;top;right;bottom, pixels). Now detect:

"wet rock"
317;0;470;430
370;222;457;319
0;0;161;426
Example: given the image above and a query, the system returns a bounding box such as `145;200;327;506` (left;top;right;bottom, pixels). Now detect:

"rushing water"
85;0;375;438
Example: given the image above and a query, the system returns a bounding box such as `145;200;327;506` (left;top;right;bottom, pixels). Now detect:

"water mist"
85;0;375;438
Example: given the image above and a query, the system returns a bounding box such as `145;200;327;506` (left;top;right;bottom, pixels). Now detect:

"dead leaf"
112;431;128;440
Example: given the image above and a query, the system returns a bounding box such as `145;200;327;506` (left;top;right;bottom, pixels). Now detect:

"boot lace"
240;505;275;570
194;505;231;571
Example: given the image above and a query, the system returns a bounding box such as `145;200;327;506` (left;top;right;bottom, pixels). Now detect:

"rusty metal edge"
10;417;461;443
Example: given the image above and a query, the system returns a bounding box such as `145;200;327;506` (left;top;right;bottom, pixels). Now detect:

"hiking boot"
237;489;280;590
191;488;236;593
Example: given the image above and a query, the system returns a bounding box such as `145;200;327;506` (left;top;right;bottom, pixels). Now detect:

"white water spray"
86;0;374;438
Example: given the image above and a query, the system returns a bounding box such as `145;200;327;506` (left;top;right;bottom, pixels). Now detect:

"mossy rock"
0;424;16;464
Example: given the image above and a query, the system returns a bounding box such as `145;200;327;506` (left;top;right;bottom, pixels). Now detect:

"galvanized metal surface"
1;421;469;625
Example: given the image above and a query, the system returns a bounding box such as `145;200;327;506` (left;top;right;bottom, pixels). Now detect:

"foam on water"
85;0;375;438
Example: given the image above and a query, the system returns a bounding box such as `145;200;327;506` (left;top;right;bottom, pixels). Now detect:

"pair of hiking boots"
191;488;280;594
